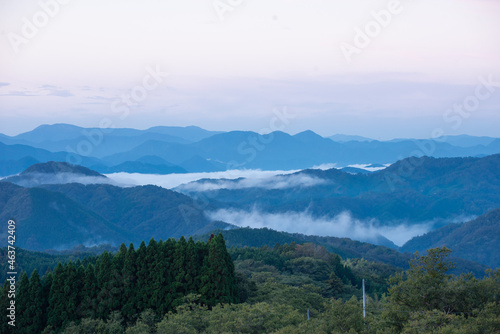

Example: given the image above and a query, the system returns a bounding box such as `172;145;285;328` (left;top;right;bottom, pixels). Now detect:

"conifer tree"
47;263;69;329
42;271;53;328
200;234;239;306
134;241;148;313
16;272;30;332
149;239;167;313
64;262;80;325
121;243;137;322
218;234;239;304
185;237;199;293
78;264;98;319
25;270;45;333
173;236;188;305
96;251;113;319
0;281;10;334
145;238;159;311
108;244;127;312
158;238;176;314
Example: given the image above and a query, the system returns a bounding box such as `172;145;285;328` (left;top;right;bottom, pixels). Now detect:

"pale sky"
1;0;499;139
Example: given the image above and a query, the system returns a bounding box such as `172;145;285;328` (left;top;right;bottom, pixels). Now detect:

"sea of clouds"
105;169;303;189
207;208;433;247
105;164;381;190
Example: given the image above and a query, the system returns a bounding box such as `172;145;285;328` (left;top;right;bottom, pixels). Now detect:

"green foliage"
9;235;237;333
200;234;239;307
0;281;11;334
16;272;31;332
230;242;391;300
0;247;98;283
195;227;412;268
25;270;45;333
157;301;302;334
5;241;500;333
383;247;500;333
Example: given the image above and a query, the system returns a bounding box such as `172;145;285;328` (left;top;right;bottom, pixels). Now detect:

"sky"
1;0;499;140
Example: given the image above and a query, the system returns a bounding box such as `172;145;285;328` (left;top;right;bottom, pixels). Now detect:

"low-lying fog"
102;166;445;246
51;164;448;246
105;169;301;189
208;208;432;247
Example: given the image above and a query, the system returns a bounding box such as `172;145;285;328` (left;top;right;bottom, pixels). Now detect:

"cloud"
310;163;338;170
345;164;388;172
177;173;327;192
0;82;9;88
48;90;73;97
42;87;74;97
207;208;433;247
0;86;73;97
86;95;115;101
106;169;300;189
1;90;37;97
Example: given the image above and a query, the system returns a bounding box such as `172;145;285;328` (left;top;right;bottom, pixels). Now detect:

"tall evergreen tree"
42;271;53;329
108;244;127;312
200;234;239;306
185;237;199;293
47;263;69;329
145;238;159;311
78;264;98;319
121;243;137;322
134;241;148;313
59;262;80;328
16;272;30;332
24;270;45;333
0;281;11;334
149;239;167;313
158;238;176;315
96;251;113;319
173;236;188;306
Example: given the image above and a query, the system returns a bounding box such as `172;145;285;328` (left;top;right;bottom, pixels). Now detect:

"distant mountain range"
328;134;373;142
1;123;499;176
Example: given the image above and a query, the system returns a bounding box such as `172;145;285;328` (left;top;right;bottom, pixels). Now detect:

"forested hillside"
0;181;212;250
4;244;498;333
195;227;490;277
183;155;500;223
402;208;500;267
0;234;237;333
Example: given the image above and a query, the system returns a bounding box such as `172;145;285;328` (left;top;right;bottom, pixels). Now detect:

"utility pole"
362;279;366;319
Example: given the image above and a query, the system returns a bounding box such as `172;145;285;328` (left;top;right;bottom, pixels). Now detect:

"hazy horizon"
1;0;499;140
1;122;499;141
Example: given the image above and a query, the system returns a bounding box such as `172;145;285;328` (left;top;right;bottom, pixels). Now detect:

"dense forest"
0;234;238;333
2;236;500;333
